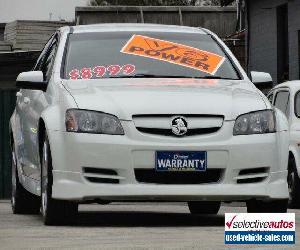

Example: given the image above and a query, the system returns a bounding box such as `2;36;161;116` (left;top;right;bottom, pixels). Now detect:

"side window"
295;92;300;117
267;92;274;104
33;35;54;71
274;90;290;118
41;39;58;81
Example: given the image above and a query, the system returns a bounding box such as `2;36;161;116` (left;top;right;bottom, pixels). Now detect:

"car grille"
133;114;224;137
134;169;223;184
136;127;220;136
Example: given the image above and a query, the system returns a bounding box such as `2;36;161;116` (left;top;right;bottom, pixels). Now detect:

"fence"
0;50;38;198
0;89;16;198
76;6;237;38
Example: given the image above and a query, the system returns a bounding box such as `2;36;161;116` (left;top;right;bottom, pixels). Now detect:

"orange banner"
121;35;225;75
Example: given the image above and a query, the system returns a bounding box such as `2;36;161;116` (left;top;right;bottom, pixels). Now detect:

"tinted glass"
268;93;273;103
274;91;290;117
33;35;54;71
295;92;300;117
44;41;58;80
63;32;240;80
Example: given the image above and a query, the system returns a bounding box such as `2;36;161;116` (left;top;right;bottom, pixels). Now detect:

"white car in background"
10;23;289;225
268;81;300;208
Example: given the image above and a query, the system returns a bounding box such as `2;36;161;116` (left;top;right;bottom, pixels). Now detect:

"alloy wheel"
288;170;295;201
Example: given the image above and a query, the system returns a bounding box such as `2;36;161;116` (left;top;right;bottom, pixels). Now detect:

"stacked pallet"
0;41;12;52
4;20;73;51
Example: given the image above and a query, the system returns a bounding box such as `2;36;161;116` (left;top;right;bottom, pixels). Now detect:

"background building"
223;0;300;84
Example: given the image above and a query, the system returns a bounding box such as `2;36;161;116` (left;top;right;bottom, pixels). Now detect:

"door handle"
16;92;22;97
23;97;30;104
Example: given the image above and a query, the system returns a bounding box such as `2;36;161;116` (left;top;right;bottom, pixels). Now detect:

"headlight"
66;109;124;135
233;110;276;135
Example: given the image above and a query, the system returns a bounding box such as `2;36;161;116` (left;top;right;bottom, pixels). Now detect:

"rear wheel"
188;201;221;215
41;133;78;225
287;156;300;208
246;199;288;213
11;141;40;214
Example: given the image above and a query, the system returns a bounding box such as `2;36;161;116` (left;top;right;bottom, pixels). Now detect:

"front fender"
40;105;65;132
40;104;72;165
274;108;289;132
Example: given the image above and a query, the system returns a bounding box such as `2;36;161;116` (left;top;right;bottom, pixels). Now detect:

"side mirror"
16;71;47;91
250;71;273;89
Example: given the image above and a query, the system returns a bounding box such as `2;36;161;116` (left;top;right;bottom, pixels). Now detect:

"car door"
18;34;58;180
273;88;290;121
292;90;300;173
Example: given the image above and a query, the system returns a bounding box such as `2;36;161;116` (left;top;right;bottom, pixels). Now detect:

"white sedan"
10;23;289;225
268;81;300;208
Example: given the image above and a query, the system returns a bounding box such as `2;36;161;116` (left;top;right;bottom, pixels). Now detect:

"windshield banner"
121;34;225;75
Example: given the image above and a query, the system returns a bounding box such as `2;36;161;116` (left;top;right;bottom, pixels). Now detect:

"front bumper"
48;121;289;201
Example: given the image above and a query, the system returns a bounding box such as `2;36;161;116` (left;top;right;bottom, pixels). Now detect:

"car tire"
11;141;40;214
41;133;78;226
246;199;288;213
188;201;221;215
287;156;300;208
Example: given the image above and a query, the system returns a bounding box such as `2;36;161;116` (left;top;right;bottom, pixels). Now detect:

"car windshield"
63;31;240;80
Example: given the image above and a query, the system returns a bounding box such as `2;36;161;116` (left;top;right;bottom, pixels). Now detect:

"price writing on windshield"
68;64;136;80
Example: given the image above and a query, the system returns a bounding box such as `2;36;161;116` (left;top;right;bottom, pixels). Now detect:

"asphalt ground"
0;200;299;249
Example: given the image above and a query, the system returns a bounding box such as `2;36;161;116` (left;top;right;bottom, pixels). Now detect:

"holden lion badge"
171;116;188;136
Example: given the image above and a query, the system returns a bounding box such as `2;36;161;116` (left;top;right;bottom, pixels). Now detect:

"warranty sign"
120;35;225;75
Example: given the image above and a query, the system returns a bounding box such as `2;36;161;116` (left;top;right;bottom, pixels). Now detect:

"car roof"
63;23;208;35
272;81;300;92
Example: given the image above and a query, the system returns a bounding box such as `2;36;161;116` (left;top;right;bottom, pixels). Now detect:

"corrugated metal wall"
0;90;16;198
0;50;38;198
75;6;237;38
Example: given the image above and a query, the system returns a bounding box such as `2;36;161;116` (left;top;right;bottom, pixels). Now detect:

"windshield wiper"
108;74;192;78
107;74;239;80
194;76;239;80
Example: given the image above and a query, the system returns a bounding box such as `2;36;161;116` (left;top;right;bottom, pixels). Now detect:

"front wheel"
41;133;78;225
246;199;288;213
188;201;221;215
287;156;300;208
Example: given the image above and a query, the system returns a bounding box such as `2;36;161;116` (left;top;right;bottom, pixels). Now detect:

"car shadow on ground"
74;211;225;227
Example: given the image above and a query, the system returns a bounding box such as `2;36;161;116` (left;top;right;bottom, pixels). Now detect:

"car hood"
63;78;267;120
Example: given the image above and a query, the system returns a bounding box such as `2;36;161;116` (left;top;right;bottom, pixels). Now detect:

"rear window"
62;32;240;80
